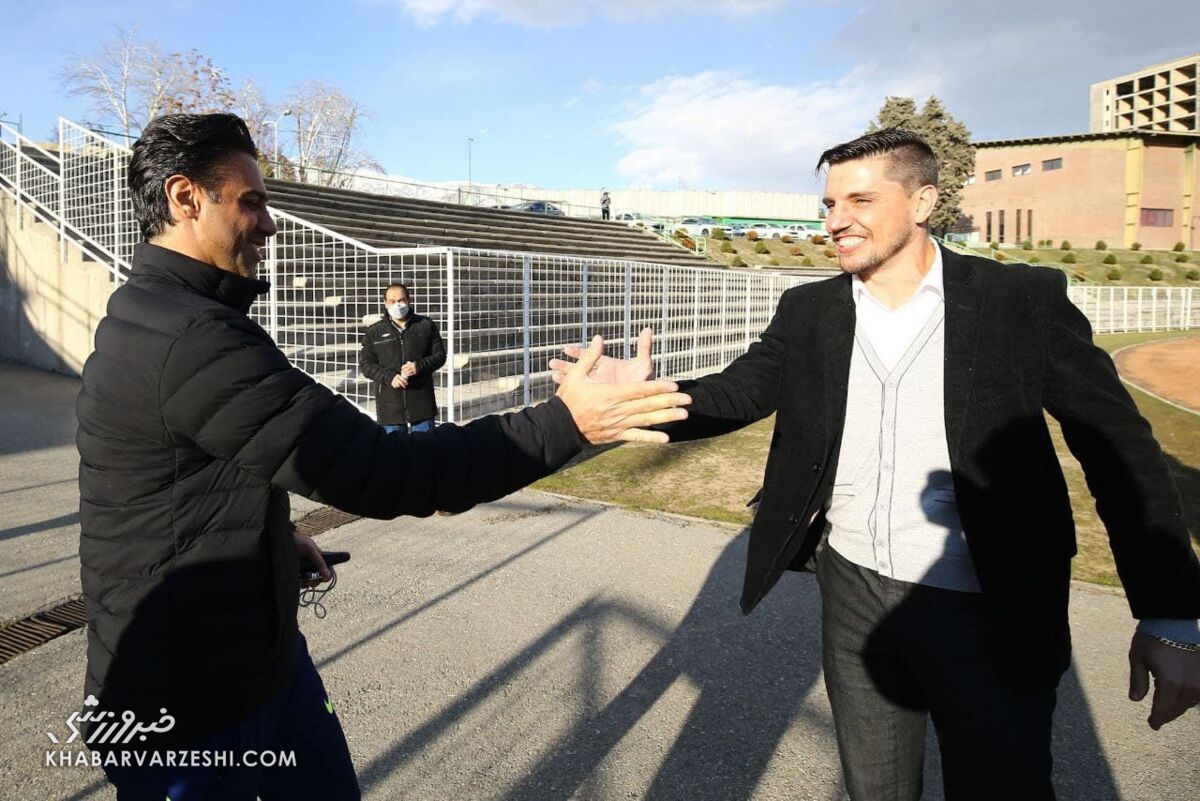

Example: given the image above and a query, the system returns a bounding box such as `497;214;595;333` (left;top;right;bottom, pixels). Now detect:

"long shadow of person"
497;534;839;801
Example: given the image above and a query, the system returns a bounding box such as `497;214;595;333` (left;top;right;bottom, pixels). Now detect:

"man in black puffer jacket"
359;281;445;433
76;113;690;800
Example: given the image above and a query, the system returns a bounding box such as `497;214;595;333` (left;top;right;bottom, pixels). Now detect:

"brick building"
956;130;1199;250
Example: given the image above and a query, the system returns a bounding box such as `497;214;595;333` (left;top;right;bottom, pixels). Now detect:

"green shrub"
1095;240;1107;250
1149;268;1164;281
801;256;814;266
730;256;746;268
810;234;826;246
823;247;836;259
1028;256;1040;263
1175;253;1189;263
1060;241;1072;250
754;241;770;254
1102;254;1117;264
1186;270;1199;281
711;227;727;240
1131;242;1142;251
789;245;804;256
768;257;781;266
995;252;1008;262
1021;240;1033;250
1061;252;1077;264
1141;255;1154;264
1106;268;1122;281
720;241;735;254
989;241;1000;250
1173;241;1186;252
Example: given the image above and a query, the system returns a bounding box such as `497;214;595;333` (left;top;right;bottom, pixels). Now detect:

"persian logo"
46;695;176;746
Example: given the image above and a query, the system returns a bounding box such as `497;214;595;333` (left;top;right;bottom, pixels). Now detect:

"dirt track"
1113;336;1200;413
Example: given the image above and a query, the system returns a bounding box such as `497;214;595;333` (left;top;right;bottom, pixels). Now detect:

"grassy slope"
534;330;1199;587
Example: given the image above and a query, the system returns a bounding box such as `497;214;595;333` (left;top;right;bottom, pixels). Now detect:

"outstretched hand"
555;333;688;445
549;326;656;385
1128;632;1200;730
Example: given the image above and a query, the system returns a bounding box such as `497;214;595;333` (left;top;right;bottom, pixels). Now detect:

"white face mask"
387;302;409;320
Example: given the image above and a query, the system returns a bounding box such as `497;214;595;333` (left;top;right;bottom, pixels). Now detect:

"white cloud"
611;67;940;191
393;0;785;28
563;96;582;109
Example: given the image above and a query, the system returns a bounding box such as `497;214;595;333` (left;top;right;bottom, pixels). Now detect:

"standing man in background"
600;189;611;221
359;282;445;433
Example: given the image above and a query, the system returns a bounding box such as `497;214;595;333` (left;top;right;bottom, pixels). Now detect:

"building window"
985;169;1002;182
1140;208;1174;227
1027;209;1033;242
1016;208;1022;242
1042;158;1063;171
986;211;993;241
999;210;1006;243
964;174;976;186
1013;164;1031;176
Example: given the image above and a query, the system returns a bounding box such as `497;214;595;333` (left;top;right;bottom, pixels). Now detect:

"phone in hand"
299;550;350;582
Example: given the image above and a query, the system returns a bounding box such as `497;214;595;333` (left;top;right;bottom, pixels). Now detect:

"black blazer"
664;245;1200;688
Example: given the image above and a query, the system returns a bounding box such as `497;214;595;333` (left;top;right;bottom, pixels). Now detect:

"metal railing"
2;116;1198;425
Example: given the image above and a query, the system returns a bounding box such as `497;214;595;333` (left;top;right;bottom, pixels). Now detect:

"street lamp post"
467;137;474;200
264;109;292;177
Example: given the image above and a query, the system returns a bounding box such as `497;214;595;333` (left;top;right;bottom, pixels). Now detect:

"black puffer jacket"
359;313;446;424
77;243;581;744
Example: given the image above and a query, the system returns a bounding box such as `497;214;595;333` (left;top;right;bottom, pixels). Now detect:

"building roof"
975;130;1200;148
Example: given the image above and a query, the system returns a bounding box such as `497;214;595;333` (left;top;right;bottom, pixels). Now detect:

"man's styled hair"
128;113;259;240
816;128;938;193
385;281;414;310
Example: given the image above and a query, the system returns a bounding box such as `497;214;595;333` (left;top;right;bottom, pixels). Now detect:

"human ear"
913;184;938;224
163;174;200;224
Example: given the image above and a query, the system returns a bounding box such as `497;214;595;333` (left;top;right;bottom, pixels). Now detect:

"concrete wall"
0;196;114;376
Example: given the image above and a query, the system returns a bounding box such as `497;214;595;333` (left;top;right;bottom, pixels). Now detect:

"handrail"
0;121;61;167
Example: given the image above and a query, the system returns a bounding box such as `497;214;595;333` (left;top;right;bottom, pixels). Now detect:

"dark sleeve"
1041;271;1200;619
418;319;447;374
162;315;582;519
359;325;396;385
655;287;793;442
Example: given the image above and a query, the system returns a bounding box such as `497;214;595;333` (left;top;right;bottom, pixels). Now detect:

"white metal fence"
1;116;1197;424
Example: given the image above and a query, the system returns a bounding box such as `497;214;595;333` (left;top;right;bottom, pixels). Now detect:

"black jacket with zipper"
77;243;581;746
359;313;446;425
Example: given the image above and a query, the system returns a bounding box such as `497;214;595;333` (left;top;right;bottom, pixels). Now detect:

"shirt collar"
851;239;945;307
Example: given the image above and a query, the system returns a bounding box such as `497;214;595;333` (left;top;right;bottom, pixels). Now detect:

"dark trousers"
101;636;359;801
817;546;1057;800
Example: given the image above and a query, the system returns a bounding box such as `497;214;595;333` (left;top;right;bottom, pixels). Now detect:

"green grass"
534;330;1199;588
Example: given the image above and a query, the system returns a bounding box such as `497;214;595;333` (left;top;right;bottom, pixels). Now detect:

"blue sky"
3;0;1198;193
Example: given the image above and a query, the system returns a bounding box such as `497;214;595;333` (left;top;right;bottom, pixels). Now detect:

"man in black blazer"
552;129;1200;799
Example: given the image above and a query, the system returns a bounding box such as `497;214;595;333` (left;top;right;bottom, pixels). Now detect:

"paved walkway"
1;361;1197;800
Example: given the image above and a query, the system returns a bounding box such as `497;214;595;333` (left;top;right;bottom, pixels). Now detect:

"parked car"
784;222;826;240
674;217;720;237
743;222;787;239
504;200;565;216
615;212;665;232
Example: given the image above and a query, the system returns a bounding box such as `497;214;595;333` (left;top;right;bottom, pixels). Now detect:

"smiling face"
191;152;277;277
822;155;936;278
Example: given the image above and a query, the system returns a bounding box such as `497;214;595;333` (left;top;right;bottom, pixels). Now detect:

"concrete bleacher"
263;178;711;267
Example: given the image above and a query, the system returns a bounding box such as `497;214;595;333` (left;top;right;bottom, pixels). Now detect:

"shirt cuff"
1137;618;1200;644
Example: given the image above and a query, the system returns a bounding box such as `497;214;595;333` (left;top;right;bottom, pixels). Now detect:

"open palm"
549;327;656;385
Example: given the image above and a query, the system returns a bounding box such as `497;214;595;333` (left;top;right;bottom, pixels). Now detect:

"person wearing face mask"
359;282;446;433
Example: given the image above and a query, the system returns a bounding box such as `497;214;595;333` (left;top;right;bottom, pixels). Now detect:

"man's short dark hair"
128;113;259;240
816;128;938;193
385;281;411;299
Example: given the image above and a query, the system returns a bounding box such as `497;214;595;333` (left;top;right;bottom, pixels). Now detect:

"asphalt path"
0;361;1197;800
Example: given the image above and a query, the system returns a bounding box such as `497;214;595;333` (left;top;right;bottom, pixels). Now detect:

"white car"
784;222;826;240
674;217;720;237
742;222;787;239
614;212;665;232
